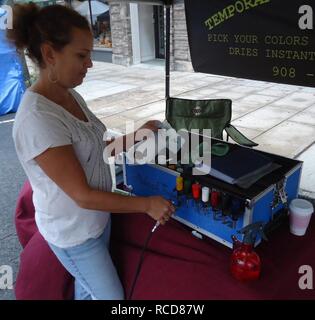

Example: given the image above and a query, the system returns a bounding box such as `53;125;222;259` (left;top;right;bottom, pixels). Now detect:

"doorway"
154;5;165;59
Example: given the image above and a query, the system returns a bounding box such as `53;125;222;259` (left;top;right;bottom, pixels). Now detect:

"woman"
8;3;175;300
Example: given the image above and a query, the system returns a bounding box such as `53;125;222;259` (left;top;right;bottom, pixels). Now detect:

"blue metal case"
121;148;302;248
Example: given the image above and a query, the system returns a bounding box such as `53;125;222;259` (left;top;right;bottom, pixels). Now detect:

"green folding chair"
165;97;258;147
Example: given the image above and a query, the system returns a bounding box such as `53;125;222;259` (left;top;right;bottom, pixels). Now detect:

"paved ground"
76;60;315;198
1;59;315;300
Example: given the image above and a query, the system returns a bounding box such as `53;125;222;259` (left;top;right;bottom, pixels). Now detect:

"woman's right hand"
145;196;176;225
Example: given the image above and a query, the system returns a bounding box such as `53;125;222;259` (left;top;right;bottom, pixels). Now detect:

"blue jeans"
48;218;125;300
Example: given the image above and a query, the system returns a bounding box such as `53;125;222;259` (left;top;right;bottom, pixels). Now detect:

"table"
14;181;315;300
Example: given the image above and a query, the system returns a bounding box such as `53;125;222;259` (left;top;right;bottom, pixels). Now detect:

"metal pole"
88;0;94;32
165;4;170;100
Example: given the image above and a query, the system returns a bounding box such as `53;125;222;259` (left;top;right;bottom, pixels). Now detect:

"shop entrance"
154;5;165;59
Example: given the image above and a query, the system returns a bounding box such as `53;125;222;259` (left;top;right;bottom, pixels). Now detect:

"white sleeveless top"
13;89;112;248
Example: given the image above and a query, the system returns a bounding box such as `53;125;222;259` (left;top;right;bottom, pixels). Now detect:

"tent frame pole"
88;0;94;33
165;3;171;100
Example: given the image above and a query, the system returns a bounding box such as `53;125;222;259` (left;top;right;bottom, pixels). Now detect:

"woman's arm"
34;145;174;223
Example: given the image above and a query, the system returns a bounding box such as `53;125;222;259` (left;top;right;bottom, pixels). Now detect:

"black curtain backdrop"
185;0;315;87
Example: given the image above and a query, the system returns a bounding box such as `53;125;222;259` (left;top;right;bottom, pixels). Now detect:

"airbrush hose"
128;220;160;300
127;196;178;302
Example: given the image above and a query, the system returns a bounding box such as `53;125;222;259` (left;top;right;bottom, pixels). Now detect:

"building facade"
107;0;192;71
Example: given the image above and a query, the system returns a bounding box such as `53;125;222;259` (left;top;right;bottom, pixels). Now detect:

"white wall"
138;4;155;62
130;3;141;64
130;3;156;63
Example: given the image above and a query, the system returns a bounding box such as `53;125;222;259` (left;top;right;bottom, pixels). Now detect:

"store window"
14;0;59;7
14;0;112;49
95;10;112;49
70;0;112;49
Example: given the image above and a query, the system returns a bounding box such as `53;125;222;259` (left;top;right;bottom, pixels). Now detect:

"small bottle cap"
202;186;210;202
184;179;192;194
192;182;201;199
176;176;184;191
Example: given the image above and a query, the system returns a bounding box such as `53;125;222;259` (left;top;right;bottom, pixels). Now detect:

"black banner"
184;0;315;87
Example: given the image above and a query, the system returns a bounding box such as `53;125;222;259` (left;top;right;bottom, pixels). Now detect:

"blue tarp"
0;28;26;116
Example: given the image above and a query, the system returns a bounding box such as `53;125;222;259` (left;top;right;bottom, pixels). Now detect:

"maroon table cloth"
14;181;74;300
14;181;315;300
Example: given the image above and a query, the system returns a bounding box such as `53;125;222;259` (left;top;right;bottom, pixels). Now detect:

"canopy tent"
0;28;26;116
96;10;110;22
76;0;109;25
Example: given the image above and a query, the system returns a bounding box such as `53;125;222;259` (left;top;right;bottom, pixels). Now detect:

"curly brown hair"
6;3;91;68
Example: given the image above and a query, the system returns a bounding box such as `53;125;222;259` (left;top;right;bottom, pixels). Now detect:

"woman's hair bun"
6;2;40;50
6;3;91;67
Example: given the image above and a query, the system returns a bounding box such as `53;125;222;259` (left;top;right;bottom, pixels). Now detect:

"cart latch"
271;179;288;210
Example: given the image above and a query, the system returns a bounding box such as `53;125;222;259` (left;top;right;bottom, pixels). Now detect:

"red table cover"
14;181;315;300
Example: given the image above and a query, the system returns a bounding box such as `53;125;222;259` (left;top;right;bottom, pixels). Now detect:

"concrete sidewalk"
76;60;315;199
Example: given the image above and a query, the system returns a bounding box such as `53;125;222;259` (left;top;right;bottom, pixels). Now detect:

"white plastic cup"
289;199;313;236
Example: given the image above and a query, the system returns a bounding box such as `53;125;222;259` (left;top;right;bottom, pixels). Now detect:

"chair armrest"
225;124;258;147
